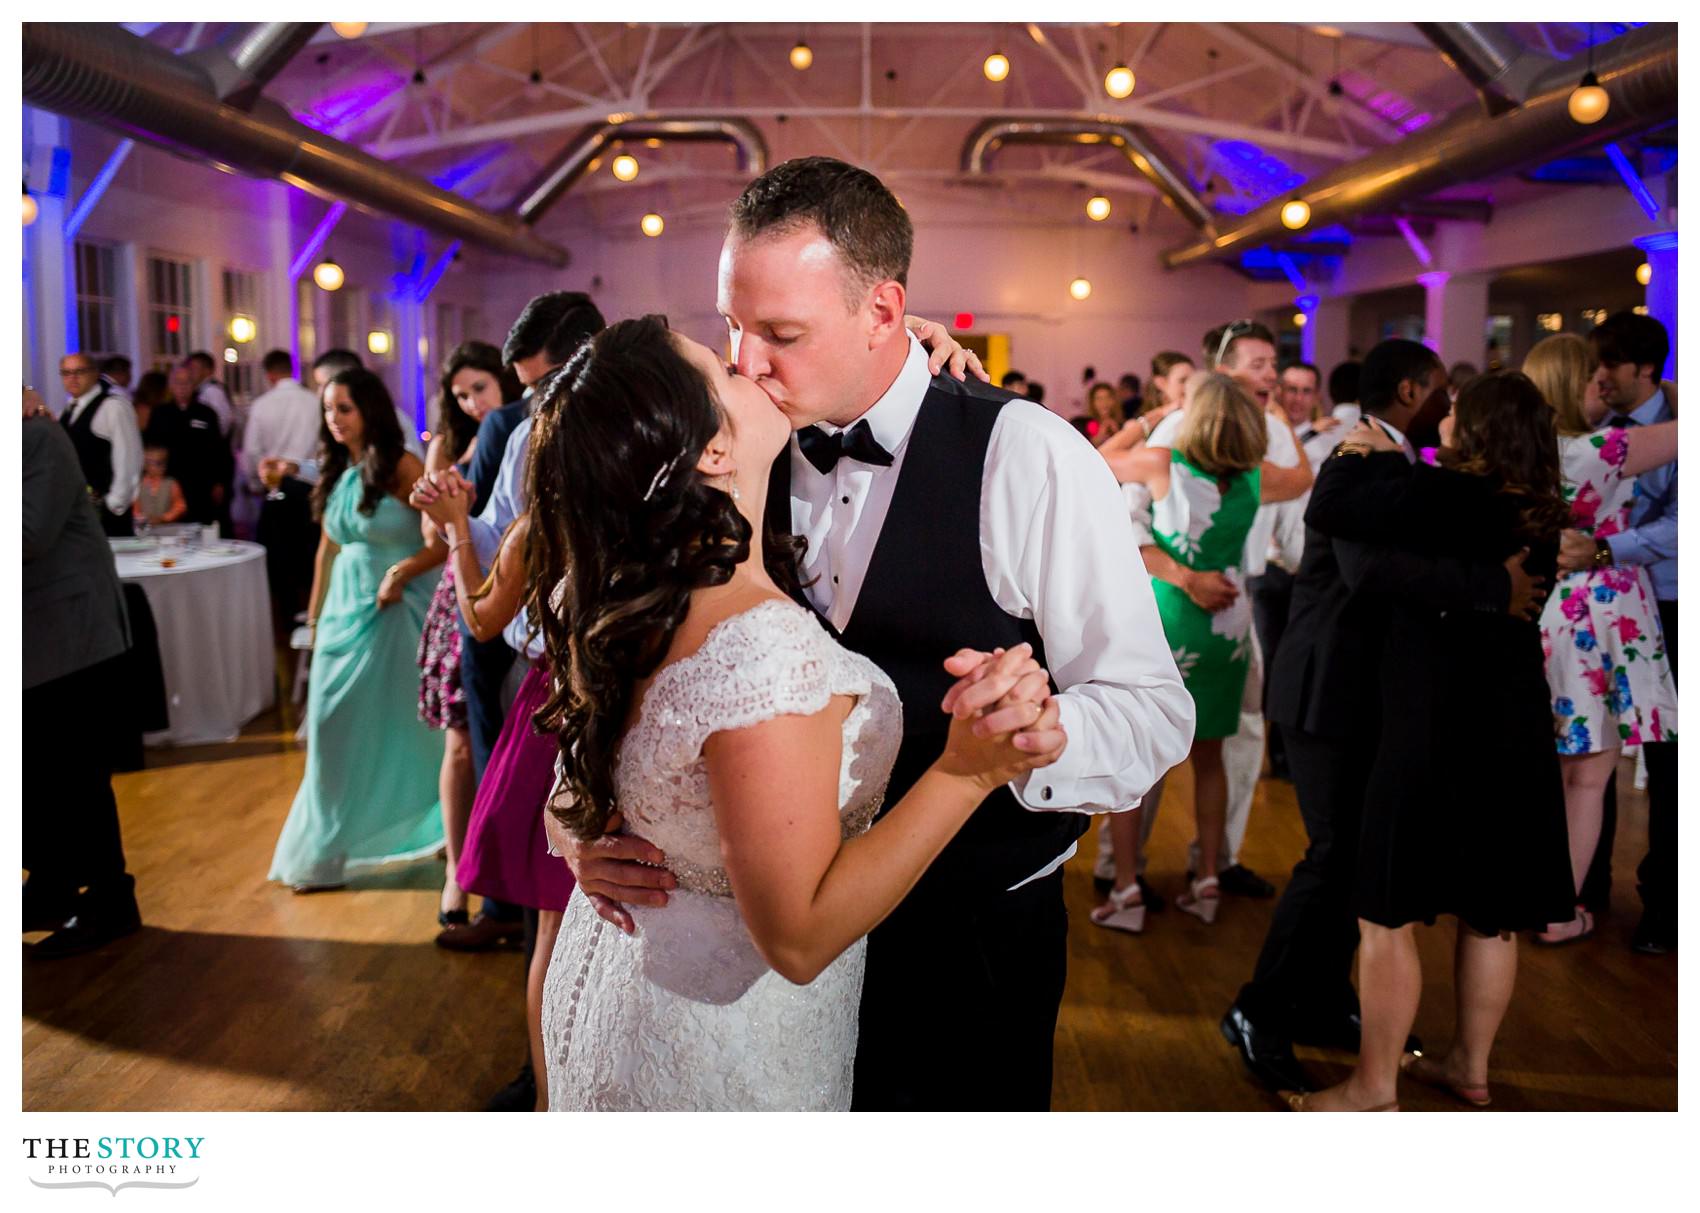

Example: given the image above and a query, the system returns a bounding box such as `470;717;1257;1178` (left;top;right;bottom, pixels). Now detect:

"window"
222;268;265;405
74;240;124;360
327;286;363;352
146;254;196;367
296;277;319;367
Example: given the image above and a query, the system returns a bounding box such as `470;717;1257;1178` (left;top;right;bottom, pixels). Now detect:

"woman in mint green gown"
269;369;446;890
1093;372;1312;929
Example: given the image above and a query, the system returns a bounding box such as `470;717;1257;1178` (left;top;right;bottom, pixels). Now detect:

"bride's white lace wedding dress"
541;599;902;1110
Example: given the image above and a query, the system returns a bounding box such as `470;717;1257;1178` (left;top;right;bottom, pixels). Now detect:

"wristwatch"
1334;442;1372;458
1591;538;1615;570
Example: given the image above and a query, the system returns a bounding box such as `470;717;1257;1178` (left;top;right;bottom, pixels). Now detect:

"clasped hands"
548;643;1067;934
409;465;474;531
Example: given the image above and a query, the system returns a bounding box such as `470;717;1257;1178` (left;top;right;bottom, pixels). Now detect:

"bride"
528;316;1056;1110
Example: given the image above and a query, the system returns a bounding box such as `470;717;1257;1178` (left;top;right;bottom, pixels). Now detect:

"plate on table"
202;543;245;557
110;538;155;554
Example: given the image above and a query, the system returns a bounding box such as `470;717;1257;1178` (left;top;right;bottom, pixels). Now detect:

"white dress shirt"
197;378;234;436
788;335;1195;886
467;414;540;659
241;377;323;490
64;382;143;517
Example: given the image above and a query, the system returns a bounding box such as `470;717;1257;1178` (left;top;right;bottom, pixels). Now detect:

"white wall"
483;203;1255;417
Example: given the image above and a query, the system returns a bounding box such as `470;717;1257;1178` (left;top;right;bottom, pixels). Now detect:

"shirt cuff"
1605;532;1652;567
1009;695;1094;812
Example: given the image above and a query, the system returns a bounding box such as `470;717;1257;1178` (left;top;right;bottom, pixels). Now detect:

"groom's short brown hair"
729;156;913;301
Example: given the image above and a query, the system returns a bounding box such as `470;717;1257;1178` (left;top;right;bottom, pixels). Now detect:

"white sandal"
1177;874;1221;924
1090;882;1147;935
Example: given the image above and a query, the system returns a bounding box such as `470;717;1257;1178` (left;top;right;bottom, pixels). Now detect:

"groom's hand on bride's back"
545;810;673;935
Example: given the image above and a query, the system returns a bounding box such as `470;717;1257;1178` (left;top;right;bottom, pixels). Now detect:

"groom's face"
717;225;881;431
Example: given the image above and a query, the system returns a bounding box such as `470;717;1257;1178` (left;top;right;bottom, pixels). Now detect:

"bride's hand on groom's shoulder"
905;316;990;384
548;810;674;935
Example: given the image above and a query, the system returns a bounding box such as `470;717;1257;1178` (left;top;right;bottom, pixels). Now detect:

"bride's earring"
723;473;741;502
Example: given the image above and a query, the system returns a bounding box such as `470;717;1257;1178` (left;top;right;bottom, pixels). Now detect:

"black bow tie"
796;419;894;475
1607;414;1635;429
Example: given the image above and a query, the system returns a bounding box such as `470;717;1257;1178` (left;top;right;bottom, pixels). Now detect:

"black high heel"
438;908;470;928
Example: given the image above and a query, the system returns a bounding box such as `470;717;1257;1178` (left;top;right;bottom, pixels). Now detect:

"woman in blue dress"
269;369;446;891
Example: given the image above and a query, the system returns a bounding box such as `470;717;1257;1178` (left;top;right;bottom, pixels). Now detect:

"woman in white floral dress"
1526;334;1678;943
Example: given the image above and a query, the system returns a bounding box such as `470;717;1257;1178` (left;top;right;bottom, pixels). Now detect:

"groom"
560;157;1193;1110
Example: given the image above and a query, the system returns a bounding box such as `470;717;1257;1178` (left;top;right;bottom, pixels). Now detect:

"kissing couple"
528;157;1194;1110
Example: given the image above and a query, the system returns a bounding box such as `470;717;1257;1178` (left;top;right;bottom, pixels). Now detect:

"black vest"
769;374;1089;906
62;383;115;499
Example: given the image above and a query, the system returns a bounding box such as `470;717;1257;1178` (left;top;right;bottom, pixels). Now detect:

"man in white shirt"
555;157;1194;1110
57;351;143;536
184;351;235;436
1103;321;1292;905
246;350;326;630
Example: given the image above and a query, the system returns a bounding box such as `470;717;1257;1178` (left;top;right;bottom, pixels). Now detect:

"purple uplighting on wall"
1336;72;1432;134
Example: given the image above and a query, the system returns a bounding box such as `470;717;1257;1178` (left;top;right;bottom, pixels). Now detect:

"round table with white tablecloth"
110;537;276;746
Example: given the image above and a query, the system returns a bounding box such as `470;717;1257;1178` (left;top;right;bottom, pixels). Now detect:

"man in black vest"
557;158;1194;1110
58;352;142;537
1222;339;1541;1092
144;365;232;529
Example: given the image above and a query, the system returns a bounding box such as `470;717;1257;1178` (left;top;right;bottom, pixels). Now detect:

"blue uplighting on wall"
1211;140;1305;207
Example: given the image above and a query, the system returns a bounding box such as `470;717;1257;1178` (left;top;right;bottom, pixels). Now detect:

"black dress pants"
23;653;132;907
1638;599;1678;924
1236;726;1369;1036
1249;567;1296;770
256;477;319;634
1580;597;1677;920
852;869;1068;1111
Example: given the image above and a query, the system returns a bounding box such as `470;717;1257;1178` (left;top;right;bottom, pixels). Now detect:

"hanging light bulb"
525;69;546;102
1281;198;1312;230
367;330;392;356
1104;64;1135;100
790;41;813;71
1069;277;1093;301
228;316;257;343
641;213;665;238
22;181;38;227
1293;311;1308;328
611;154;640;182
331;22;368;39
1636;261;1653;286
983;52;1010;83
1569;25;1610;126
313;257;345;292
1086;195;1112;222
1569;72;1609;124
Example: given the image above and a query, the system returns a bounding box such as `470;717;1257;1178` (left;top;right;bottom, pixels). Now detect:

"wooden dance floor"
23;704;1677;1112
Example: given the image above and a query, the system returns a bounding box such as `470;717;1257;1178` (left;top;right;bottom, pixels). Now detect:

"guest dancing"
268;370;446;891
1522;330;1678;944
1285;372;1574;1110
531;317;1054;1109
418;472;572;1111
1093;373;1310;929
416;342;521;931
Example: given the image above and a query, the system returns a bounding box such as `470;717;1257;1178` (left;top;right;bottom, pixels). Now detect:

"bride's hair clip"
642;445;691;502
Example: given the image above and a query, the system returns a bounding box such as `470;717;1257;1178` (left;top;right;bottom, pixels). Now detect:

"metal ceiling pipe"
1163;24;1676;269
194;23;324;110
511;116;769;224
961;118;1216;231
1415;23;1554;116
22;21;568;266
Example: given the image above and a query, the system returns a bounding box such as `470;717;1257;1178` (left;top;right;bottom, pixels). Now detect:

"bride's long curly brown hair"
1437;370;1572;542
525;315;806;840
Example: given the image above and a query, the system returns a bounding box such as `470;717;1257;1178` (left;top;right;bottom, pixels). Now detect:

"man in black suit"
1221;339;1543;1092
144;365;231;528
24;386;142;958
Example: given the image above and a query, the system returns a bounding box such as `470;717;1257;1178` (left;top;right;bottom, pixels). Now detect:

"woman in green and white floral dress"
1095;373;1311;928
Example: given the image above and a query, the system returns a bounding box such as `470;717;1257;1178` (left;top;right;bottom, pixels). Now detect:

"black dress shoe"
30;901;142;960
1220;1005;1312;1093
436;913;525;952
484;1063;538;1112
1631;914;1675;955
22;881;77;933
1217;864;1276;898
1290;1011;1421;1057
